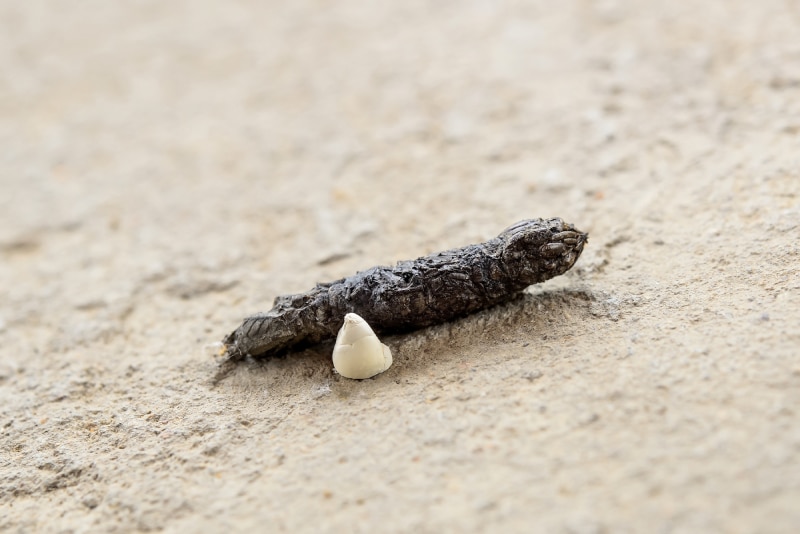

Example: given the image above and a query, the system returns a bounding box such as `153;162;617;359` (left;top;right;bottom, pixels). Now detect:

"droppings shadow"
210;287;598;387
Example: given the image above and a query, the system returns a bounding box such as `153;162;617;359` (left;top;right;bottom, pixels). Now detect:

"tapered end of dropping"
222;323;254;360
222;329;243;359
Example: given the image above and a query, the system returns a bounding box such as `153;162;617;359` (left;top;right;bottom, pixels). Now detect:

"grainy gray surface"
1;1;799;532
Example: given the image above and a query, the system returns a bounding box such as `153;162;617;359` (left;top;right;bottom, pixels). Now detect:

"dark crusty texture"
223;218;588;359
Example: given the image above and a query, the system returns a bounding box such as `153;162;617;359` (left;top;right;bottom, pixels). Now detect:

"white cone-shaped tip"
332;313;393;379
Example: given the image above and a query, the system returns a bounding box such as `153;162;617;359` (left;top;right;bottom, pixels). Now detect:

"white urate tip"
332;313;393;379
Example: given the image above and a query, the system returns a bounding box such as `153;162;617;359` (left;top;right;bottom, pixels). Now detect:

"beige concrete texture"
1;0;799;532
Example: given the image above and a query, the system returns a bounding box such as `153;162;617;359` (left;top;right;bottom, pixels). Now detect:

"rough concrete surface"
1;1;799;532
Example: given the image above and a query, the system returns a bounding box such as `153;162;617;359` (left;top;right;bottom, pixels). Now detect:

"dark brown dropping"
223;218;588;359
